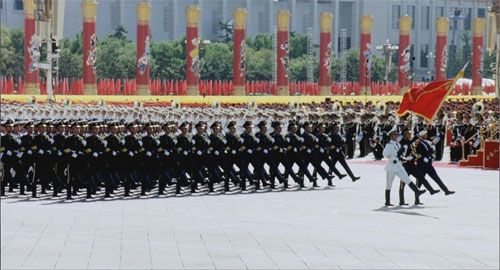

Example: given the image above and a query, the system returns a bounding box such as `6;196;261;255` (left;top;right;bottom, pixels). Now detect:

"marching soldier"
382;128;426;206
329;124;361;182
223;121;242;190
415;130;455;196
175;122;193;194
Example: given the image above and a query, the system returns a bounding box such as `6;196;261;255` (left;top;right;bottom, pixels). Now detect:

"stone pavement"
1;163;498;269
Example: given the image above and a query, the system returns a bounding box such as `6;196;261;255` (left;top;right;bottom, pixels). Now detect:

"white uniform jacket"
383;140;405;173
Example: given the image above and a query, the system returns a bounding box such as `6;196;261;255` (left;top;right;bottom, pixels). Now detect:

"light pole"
376;39;398;94
426;51;436;81
449;8;464;77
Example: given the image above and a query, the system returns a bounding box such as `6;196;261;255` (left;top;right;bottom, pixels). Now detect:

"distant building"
0;0;489;78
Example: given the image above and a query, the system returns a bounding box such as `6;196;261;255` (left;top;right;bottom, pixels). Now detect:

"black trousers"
417;161;451;193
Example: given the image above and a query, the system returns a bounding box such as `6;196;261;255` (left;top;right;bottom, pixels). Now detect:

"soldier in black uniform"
398;130;441;205
240;121;264;190
157;123;176;195
208;121;226;192
103;122;122;197
301;122;334;187
223;121;241;190
370;137;384;160
284;122;306;188
415;130;455;196
32;122;52;197
123;123;141;197
0;120;18;196
316;123;346;182
84;122;105;198
191;121;210;193
140;123;158;195
175;122;193;194
15;122;36;195
255;121;273;188
268;121;287;189
64;122;86;199
329;124;361;182
52;122;67;197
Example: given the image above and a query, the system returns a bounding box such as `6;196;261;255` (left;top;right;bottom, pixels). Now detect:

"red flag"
397;69;463;121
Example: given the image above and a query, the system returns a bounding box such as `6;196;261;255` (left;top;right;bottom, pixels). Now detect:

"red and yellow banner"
397;70;464;121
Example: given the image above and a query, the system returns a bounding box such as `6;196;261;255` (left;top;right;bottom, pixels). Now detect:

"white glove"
103;141;108;147
286;137;291;143
423;157;429;163
146;151;152;157
214;150;219;156
231;150;236;155
82;141;87;146
183;150;188;156
6;150;12;156
299;138;304;142
270;138;275;143
197;150;202;156
72;153;77;158
327;138;332;142
336;149;340;153
38;150;44;155
27;150;32;155
139;140;143;146
320;149;324;153
93;152;98;157
16;152;23;158
10;168;16;178
307;149;312;154
165;151;170;156
57;151;62;156
263;149;268;154
112;151;116;156
248;149;253;154
192;139;196;145
129;151;134;157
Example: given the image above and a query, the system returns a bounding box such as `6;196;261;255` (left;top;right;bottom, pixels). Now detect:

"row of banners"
0;77;495;97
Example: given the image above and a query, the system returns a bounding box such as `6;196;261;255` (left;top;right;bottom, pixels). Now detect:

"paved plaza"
1;162;499;269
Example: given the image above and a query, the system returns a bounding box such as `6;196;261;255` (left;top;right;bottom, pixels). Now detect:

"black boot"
327;178;334;187
445;190;455;196
408;182;426;198
351;176;361;182
385;190;393;206
399;182;408;206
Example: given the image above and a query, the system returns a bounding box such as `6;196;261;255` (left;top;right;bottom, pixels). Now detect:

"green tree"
150;41;185;80
0;27;24;78
289;35;308;59
248;34;273;50
200;42;232;80
96;37;135;79
483;51;496;79
246;48;273;81
58;47;82;79
110;25;128;40
218;19;233;43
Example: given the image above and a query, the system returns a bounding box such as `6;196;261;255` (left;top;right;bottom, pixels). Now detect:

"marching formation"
0;100;497;205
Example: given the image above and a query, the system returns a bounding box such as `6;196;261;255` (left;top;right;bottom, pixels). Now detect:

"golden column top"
399;15;412;35
436;17;449;36
360;14;373;34
136;1;151;25
320;12;333;33
277;10;291;32
82;0;97;22
473;18;485;37
186;5;201;27
233;8;247;30
22;0;36;19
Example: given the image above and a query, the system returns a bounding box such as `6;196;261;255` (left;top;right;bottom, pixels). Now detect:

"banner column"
319;12;333;96
472;18;485;95
276;10;291;96
136;1;151;95
359;14;373;95
233;8;247;96
398;15;412;94
82;0;97;95
435;17;449;81
23;0;39;94
186;5;201;96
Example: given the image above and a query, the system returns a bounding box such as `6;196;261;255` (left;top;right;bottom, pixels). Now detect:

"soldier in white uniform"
383;127;426;206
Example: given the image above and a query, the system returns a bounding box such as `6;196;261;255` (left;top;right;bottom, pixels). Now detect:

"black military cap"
24;121;34;128
4;119;14;126
271;121;282;128
302;122;311;128
126;122;136;129
227;121;237;129
144;123;154;129
243;121;253;128
35;121;46;128
179;121;189;129
161;122;169;129
89;122;99;128
195;121;205;129
257;120;267;128
287;122;298;130
55;121;65;128
210;121;221;129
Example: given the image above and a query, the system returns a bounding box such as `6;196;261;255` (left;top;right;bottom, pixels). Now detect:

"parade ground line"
1;163;498;269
